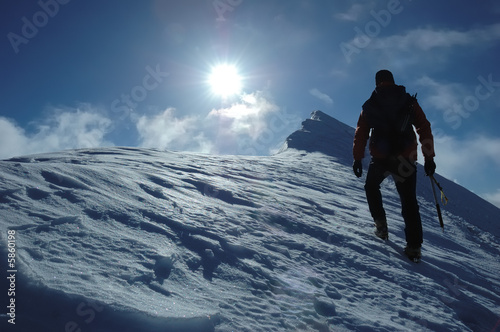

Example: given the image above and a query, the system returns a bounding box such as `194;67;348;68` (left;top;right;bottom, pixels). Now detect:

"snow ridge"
0;113;499;332
278;110;356;163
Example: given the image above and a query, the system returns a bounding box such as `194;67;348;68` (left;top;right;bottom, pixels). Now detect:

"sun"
209;64;242;97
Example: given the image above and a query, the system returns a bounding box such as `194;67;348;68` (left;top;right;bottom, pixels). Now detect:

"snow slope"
0;111;499;332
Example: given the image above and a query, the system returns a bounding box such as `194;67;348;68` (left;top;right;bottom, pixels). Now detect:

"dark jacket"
353;84;435;162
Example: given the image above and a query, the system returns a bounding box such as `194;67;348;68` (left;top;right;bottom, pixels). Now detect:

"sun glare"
209;64;242;97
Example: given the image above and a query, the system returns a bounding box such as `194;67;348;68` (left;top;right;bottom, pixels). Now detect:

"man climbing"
352;70;436;262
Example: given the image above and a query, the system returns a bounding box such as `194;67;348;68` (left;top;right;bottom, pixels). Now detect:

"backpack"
362;86;417;156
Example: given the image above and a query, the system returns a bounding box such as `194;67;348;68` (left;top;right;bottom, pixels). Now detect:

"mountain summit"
278;110;355;163
1;113;499;332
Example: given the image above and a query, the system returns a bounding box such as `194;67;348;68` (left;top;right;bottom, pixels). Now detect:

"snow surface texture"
0;111;499;332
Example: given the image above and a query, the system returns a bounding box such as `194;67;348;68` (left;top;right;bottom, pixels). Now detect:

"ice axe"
429;175;447;230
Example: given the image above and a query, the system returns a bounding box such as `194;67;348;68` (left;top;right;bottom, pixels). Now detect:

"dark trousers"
364;156;423;247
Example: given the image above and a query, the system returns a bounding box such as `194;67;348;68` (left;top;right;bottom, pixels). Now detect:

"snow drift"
0;111;499;332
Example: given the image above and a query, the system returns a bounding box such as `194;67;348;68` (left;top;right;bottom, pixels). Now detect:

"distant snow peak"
310;110;335;122
278;110;355;162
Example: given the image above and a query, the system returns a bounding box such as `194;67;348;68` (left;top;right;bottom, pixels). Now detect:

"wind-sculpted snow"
0;113;499;332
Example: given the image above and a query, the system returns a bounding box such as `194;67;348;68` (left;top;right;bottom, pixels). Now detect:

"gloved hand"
424;158;436;176
353;160;363;178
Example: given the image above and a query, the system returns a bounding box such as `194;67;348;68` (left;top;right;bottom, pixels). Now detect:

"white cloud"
208;91;281;140
33;108;112;150
309;88;333;105
207;91;300;154
191;133;215;154
0;118;29;159
0;105;112;159
133;91;294;155
0;92;295;159
371;23;500;51
334;4;372;22
434;134;500;206
415;75;500;134
414;76;466;112
136;107;200;151
436;135;500;175
483;189;500;208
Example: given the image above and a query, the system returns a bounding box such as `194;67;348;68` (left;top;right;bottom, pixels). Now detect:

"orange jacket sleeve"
413;102;435;160
353;111;370;161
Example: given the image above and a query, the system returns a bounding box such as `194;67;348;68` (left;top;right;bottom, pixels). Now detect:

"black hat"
375;70;395;85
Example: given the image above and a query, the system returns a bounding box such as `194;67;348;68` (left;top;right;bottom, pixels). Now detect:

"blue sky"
1;0;500;207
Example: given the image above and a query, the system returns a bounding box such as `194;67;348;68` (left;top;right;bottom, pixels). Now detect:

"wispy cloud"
483;189;500;208
135;91;297;155
435;134;500;206
371;23;500;51
334;3;372;22
136;107;201;151
208;91;281;140
0;91;293;158
414;76;466;112
309;88;333;105
0;105;112;159
0;118;29;159
436;135;500;173
337;18;500;64
415;74;500;133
